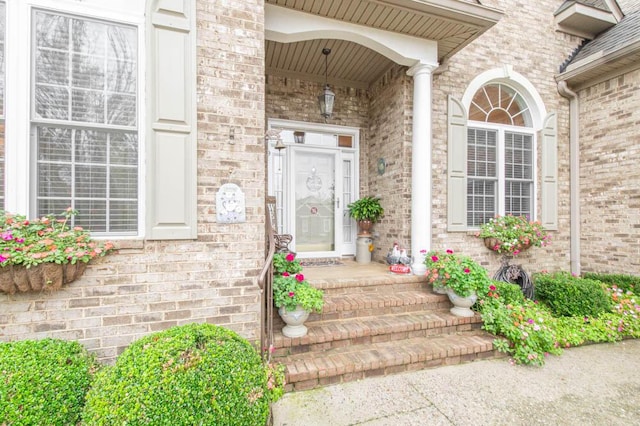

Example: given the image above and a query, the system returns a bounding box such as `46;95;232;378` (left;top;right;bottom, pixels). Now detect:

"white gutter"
557;81;580;276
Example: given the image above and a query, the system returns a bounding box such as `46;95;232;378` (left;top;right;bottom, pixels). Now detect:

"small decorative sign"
310;206;318;215
389;264;412;275
216;183;246;223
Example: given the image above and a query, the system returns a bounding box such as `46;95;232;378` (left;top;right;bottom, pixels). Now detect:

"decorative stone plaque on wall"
216;183;246;223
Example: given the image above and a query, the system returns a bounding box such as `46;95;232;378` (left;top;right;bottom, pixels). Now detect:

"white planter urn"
278;305;311;338
446;290;478;317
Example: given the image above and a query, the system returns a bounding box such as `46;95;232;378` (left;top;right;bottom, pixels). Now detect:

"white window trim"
467;120;537;226
4;0;145;237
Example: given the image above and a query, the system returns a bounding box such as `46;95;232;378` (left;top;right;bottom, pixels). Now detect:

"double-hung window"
466;83;535;227
1;0;142;236
33;9;139;233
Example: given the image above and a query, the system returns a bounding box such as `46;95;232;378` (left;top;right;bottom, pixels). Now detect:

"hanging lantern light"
317;48;335;122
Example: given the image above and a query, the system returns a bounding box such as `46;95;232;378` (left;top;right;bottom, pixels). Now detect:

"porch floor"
302;258;416;281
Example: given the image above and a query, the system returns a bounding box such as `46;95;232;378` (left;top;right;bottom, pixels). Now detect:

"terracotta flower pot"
357;220;373;236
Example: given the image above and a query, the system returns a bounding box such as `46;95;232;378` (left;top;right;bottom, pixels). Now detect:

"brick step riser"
309;300;452;321
272;321;483;358
315;283;431;295
283;348;504;392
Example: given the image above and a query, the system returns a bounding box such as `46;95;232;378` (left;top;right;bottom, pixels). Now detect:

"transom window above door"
467;83;535;227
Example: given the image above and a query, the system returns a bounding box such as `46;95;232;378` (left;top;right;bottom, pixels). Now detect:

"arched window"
447;70;557;232
469;83;532;127
466;83;536;227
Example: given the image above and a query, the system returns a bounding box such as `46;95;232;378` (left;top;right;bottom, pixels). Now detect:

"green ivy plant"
477;274;640;366
346;196;384;222
423;249;491;297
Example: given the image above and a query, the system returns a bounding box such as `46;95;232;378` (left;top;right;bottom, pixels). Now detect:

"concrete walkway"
272;339;640;425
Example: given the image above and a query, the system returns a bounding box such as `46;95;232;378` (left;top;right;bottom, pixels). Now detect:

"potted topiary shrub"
347;196;384;236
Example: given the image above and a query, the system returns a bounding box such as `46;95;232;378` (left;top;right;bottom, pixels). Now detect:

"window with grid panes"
467;83;535;227
32;9;138;233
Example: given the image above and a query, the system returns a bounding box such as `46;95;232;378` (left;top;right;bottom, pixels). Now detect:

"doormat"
300;259;344;267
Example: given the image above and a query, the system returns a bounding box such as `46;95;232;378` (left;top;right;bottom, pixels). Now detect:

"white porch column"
407;62;437;275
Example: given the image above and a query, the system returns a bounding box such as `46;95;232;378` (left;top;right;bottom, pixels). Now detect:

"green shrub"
534;272;611;317
0;339;97;426
82;323;282;426
582;272;639;294
492;280;525;305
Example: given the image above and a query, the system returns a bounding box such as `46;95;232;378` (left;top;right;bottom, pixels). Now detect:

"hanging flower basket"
483;237;532;254
477;215;550;256
0;208;114;294
0;263;87;294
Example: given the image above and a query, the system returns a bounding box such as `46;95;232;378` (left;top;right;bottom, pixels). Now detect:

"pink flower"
285;253;295;262
295;274;304;282
420;249;427;254
1;232;13;241
288;292;295;297
15;238;25;243
0;254;8;263
489;285;496;291
527;318;534;324
282;272;290;277
463;268;470;274
431;256;439;262
446;249;453;254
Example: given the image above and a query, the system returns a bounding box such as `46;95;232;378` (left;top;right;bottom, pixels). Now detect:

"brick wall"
578;69;640;274
430;0;582;276
0;0;266;364
366;65;414;261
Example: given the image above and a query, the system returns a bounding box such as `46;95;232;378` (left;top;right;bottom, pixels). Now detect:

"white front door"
267;120;359;258
289;146;340;256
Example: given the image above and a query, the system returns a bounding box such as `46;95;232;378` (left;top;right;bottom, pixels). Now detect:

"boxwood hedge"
534;272;612;317
0;338;97;426
82;323;275;425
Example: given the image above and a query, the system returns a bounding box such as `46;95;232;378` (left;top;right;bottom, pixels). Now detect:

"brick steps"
309;289;452;321
282;332;500;391
272;264;502;392
273;310;483;357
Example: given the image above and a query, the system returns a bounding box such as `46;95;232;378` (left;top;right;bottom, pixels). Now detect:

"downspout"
557;81;580;275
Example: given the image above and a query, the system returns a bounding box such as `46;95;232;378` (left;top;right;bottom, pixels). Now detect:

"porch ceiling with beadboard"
265;0;503;89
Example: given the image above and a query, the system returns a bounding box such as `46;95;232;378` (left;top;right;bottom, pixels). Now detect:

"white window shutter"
447;95;468;231
146;0;197;239
541;112;558;230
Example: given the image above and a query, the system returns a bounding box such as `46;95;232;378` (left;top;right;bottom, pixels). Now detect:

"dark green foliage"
493;280;525;305
82;323;272;426
534;272;612;317
582;272;639;294
0;339;97;426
